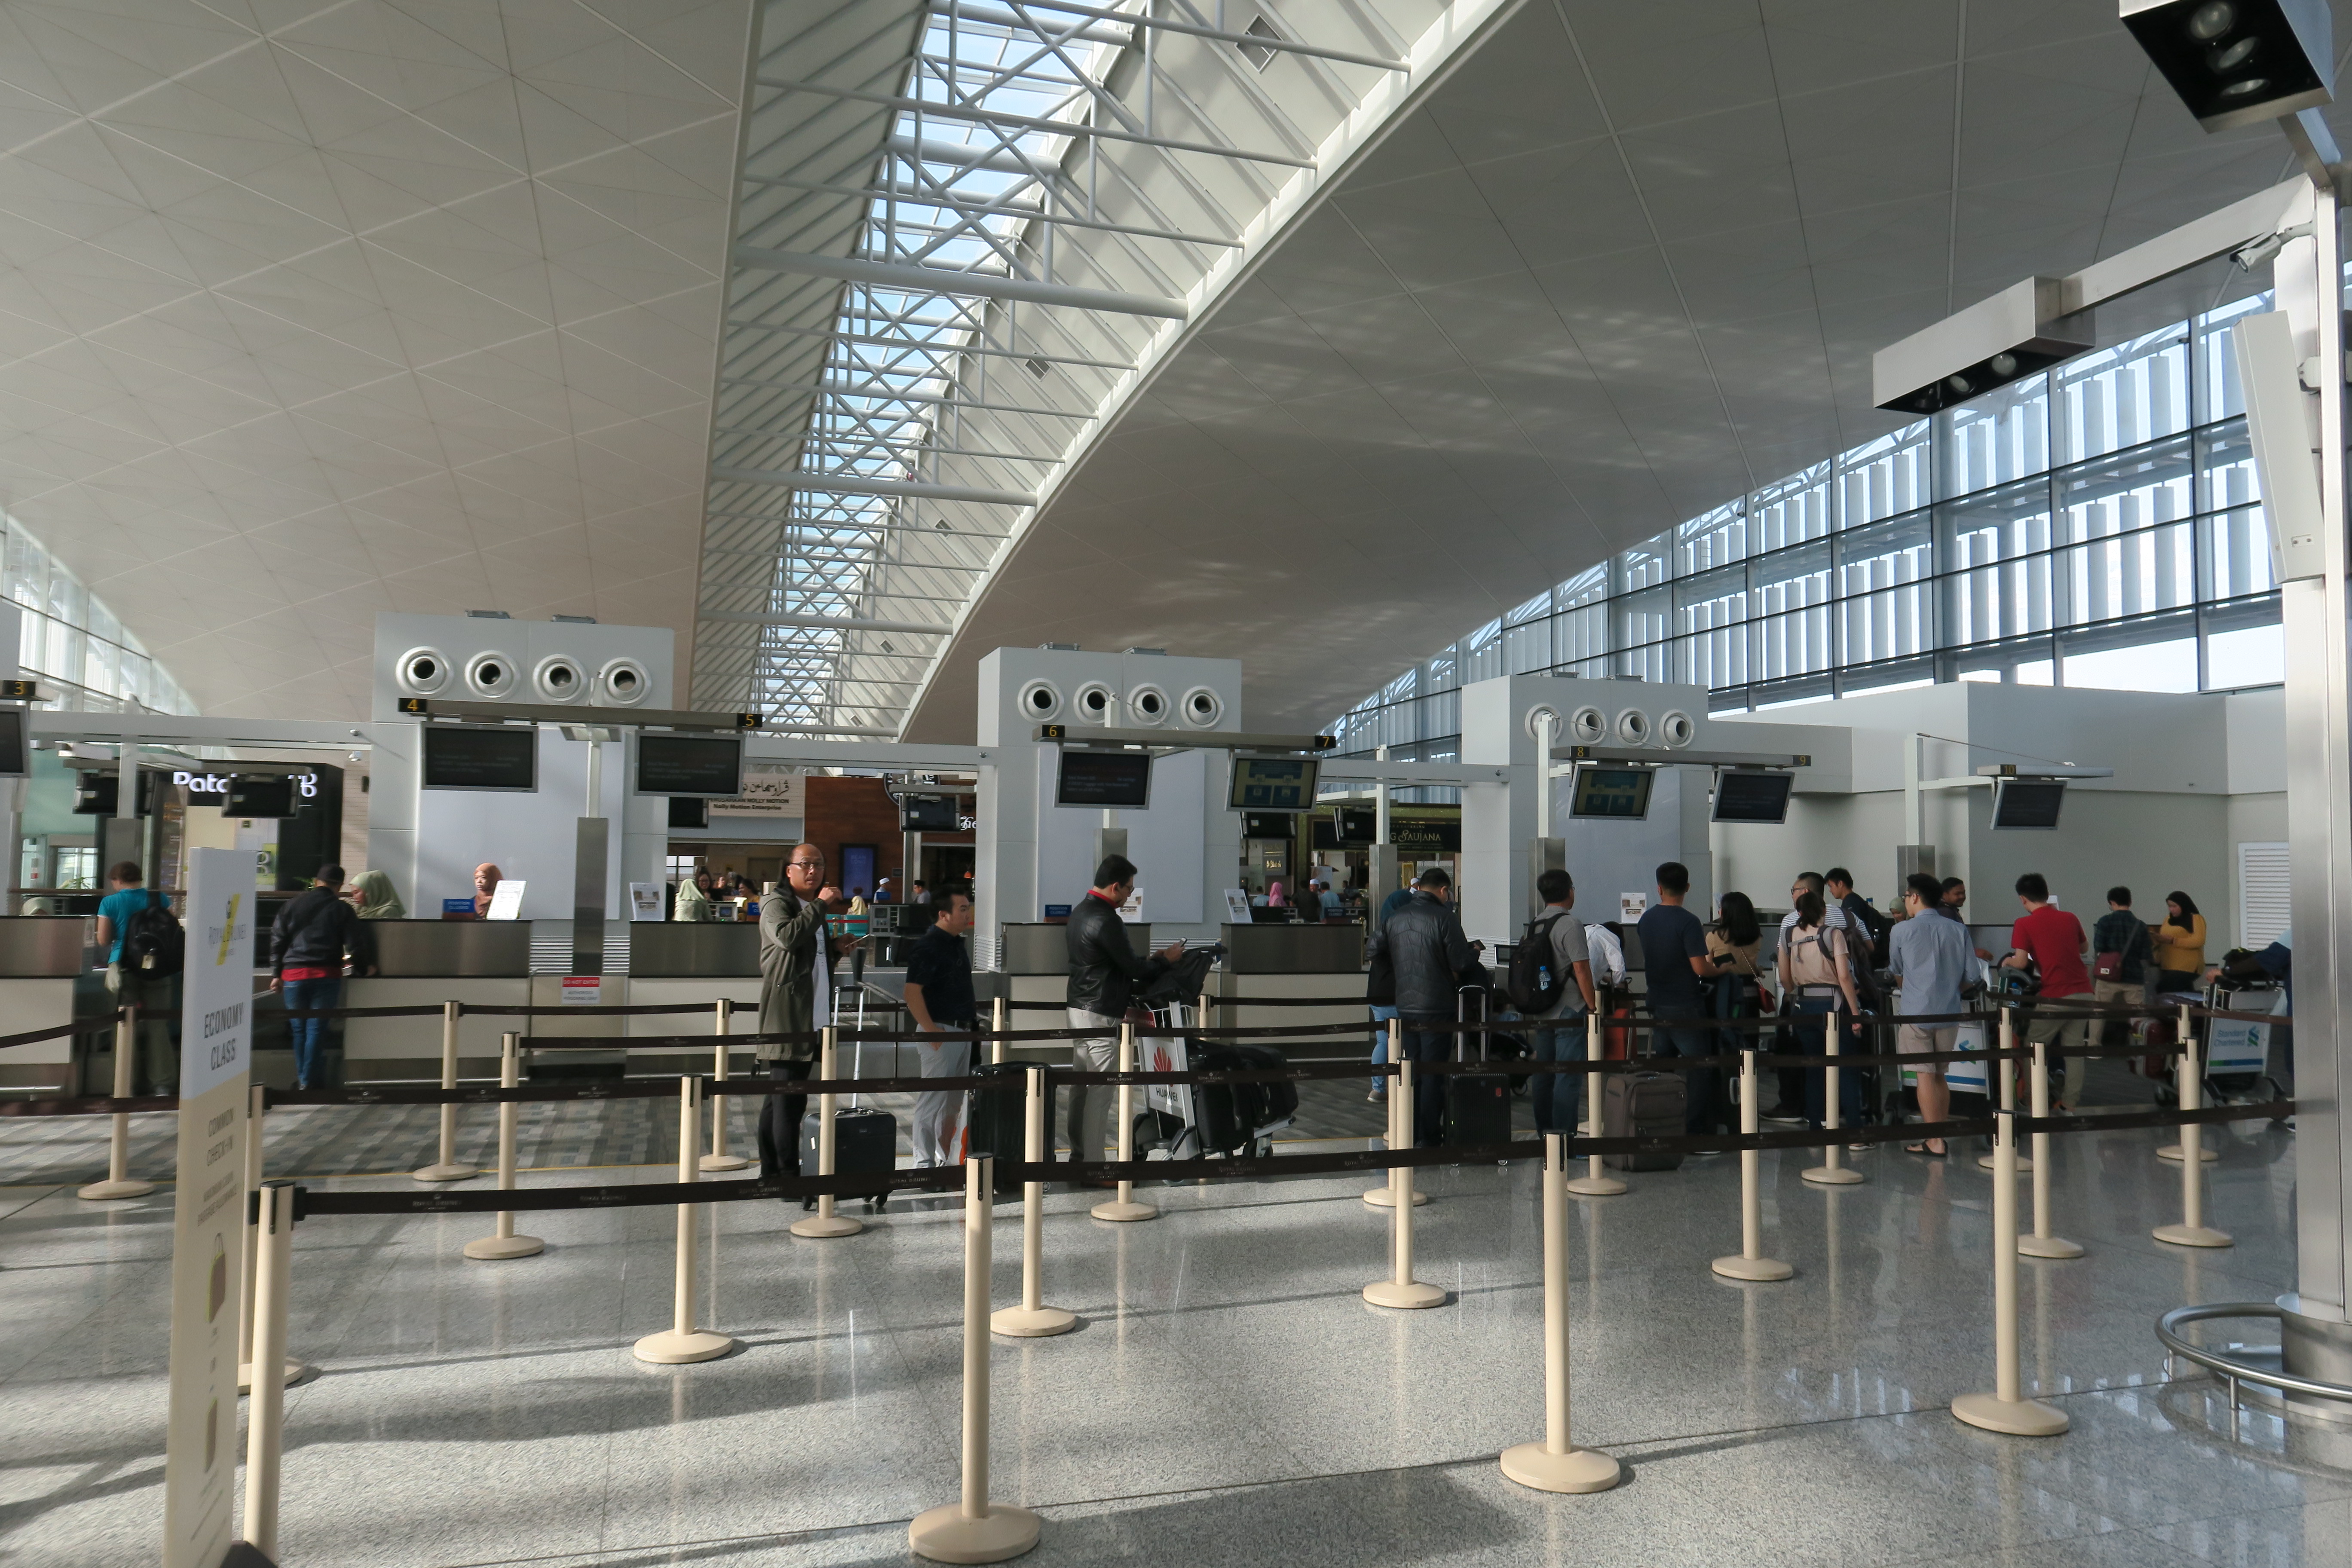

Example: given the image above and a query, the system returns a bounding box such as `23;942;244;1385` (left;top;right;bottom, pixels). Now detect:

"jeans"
282;976;341;1088
1532;1017;1587;1134
1369;1004;1398;1094
1792;995;1864;1127
1648;1019;1715;1135
1397;1022;1452;1147
756;1058;815;1182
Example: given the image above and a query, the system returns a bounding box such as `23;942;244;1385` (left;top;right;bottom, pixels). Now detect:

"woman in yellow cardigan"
2149;891;2207;993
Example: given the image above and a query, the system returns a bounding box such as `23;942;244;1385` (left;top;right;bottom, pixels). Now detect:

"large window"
1329;293;2284;759
3;519;193;714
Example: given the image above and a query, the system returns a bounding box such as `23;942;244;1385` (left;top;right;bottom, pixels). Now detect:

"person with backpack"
269;864;379;1090
2092;885;2156;1051
1777;884;1863;1133
95;861;183;1094
1513;869;1597;1136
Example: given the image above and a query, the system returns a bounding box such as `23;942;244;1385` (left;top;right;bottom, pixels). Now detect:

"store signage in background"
711;772;801;817
171;770;318;802
161;848;252;1568
1389;819;1461;852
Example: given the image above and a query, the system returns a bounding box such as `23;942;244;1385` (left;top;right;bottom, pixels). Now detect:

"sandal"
1904;1140;1949;1158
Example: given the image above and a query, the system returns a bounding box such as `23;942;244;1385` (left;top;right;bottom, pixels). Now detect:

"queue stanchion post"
1978;1008;2033;1173
1364;1018;1427;1208
1091;1020;1156;1222
2157;1001;2218;1164
77;1006;154;1201
241;1178;299;1559
2018;1037;2083;1260
465;1032;544;1260
237;1083;308;1391
634;1075;736;1363
1951;1110;2070;1435
1712;1048;1792;1282
1363;1058;1445;1309
1802;1012;1864;1186
992;1063;1075;1337
2153;1029;2233;1248
910;1155;1041;1563
702;997;747;1173
413;999;477;1182
990;997;1006;1066
792;1025;864;1239
1564;1008;1624;1198
1501;1131;1620;1494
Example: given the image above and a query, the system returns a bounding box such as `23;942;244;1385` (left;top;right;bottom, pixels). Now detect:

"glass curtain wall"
1329;294;2280;771
3;518;195;714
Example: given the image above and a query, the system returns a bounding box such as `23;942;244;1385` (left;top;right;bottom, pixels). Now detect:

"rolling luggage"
1444;984;1513;1147
965;1060;1026;1194
799;1035;896;1209
1602;1070;1686;1171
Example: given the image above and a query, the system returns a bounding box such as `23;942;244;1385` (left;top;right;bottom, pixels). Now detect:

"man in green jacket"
756;844;851;1182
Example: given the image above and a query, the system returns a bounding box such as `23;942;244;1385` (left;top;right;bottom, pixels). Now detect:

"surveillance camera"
1874;277;2092;415
2122;0;2331;134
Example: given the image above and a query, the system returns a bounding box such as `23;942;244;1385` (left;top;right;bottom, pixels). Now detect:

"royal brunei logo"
219;895;241;966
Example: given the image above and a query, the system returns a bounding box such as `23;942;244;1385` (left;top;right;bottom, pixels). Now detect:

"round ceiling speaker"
532;654;585;704
1018;679;1063;722
1567;705;1608;745
397;646;449;697
1179;685;1224;729
1614;708;1652;747
464;650;518;699
1126;683;1170;726
597;657;649;707
1659;709;1697;749
1073;682;1115;724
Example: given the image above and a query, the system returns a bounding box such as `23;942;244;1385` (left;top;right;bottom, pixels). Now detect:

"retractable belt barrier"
0;1016;115;1051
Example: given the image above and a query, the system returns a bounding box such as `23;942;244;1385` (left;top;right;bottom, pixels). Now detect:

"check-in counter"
624;924;762;1059
0;917;97;1090
995;922;1150;1063
1208;922;1368;1051
341;920;534;1077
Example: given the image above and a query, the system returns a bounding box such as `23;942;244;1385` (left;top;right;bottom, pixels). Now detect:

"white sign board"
628;882;663;921
487;879;526;920
1619;892;1648;923
162;848;253;1568
1118;882;1143;921
712;772;802;817
1224;888;1253;924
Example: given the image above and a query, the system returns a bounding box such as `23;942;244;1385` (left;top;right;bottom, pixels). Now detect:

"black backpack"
122;890;185;975
1504;913;1568;1013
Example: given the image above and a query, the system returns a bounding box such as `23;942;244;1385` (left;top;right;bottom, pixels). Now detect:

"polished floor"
3;1102;2345;1567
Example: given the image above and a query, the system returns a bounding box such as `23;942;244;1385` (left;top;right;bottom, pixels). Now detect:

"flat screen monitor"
226;775;296;818
1228;756;1319;812
1331;805;1375;845
1056;749;1152;808
1991;778;2067;830
0;707;25;778
422;726;538;792
901;793;959;831
635;733;743;798
1711;770;1794;824
668;796;708;830
1567;765;1654;820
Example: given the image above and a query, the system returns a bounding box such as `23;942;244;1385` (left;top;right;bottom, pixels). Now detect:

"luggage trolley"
1133;997;1299;1161
2199;980;2289;1113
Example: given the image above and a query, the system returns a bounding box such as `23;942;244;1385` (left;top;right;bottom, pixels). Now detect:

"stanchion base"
2155;1144;2218;1164
1363;1186;1428;1207
1090;1199;1158;1222
1363;1278;1446;1310
1951;1391;2070;1436
74;1178;154;1201
411;1163;479;1184
991;1304;1078;1338
2018;1234;2085;1259
908;1501;1041;1564
1563;1175;1627;1197
1975;1153;2034;1173
1499;1442;1622;1494
2152;1222;2233;1249
463;1234;546;1260
790;1214;866;1238
1711;1254;1794;1282
632;1328;735;1364
1800;1165;1865;1187
236;1358;312;1394
698;1154;750;1173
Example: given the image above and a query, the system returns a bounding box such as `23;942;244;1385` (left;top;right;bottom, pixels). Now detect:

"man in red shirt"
2002;873;2090;1109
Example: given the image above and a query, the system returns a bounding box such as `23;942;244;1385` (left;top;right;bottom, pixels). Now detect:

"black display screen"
226;775;296;817
1056;750;1152;808
901;794;959;831
1991;778;2067;830
636;734;742;798
1568;766;1653;819
1228;756;1318;811
0;707;24;778
422;726;538;791
1711;770;1794;824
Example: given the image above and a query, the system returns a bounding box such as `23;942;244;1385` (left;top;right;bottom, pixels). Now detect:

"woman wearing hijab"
1267;879;1288;910
2150;891;2208;994
348;870;405;919
673;866;720;922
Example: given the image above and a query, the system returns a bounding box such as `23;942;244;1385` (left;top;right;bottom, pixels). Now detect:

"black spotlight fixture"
2121;0;2331;132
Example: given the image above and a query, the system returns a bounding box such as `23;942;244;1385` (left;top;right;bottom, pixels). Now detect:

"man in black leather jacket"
1066;854;1185;1175
1363;867;1476;1147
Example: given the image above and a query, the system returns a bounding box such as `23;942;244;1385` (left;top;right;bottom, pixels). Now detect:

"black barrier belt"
278;1004;454;1019
297;1164;974;1216
521;1032;794;1050
459;1001;744;1017
268;1080;689;1108
1137;1021;1390;1040
2018;1100;2293;1136
1197;995;1368;1008
0;1017;104;1050
0;1094;178;1116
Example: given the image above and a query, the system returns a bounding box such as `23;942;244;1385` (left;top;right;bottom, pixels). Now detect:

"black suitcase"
1602;1070;1686;1170
1442;985;1513;1148
799;1038;897;1208
966;1060;1026;1193
1190;1043;1298;1156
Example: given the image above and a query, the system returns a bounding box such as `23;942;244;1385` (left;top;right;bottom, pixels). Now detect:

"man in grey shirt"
1890;871;1977;1157
1528;869;1598;1135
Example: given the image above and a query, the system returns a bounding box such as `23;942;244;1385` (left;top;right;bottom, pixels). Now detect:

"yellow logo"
219;894;241;966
